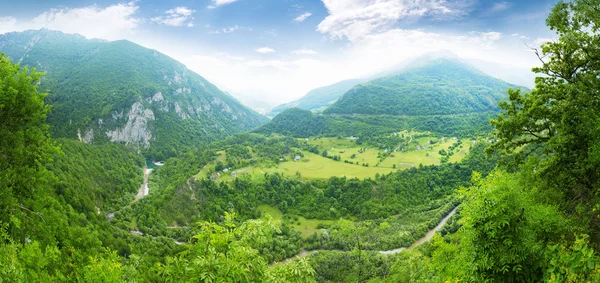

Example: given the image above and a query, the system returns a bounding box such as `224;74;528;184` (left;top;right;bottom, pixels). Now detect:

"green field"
258;204;348;238
196;133;477;181
258;204;283;221
271;151;394;179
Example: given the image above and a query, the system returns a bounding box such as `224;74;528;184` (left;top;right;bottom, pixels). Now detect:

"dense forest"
1;0;600;281
257;107;496;138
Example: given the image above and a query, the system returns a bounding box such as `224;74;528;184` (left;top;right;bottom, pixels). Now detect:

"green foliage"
489;0;600;240
309;250;393;282
0;53;56;241
48;139;144;213
0;30;267;160
459;171;569;282
156;212;316;282
543;234;600;282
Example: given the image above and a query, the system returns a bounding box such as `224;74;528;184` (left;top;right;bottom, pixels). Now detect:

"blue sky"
0;0;560;108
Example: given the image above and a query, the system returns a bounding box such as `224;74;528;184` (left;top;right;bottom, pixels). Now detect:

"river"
134;167;153;201
379;206;457;255
277;206;458;264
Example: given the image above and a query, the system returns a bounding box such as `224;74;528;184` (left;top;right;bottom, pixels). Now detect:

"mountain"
268;78;366;117
324;57;524;116
0;29;267;159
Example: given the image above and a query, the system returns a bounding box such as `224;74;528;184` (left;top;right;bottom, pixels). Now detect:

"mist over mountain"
268;78;368;117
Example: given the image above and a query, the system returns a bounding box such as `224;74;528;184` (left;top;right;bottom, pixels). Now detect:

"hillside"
324;57;523;115
257;107;495;138
0;29;268;159
268;78;366;117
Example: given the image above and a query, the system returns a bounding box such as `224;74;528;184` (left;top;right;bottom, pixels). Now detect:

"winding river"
278;206;458;264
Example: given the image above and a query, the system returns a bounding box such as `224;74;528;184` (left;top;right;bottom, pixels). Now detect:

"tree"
489;0;600;237
458;171;568;282
158;212;316;282
0;54;56;240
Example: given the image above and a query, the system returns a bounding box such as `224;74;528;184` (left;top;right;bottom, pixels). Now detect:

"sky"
0;0;560;108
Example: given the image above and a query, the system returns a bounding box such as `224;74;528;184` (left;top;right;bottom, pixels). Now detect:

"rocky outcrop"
77;128;94;144
106;101;155;147
174;102;188;119
147;92;164;103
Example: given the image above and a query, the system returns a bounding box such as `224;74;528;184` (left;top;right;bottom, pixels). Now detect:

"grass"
196;133;477;181
271;151;394;179
258;204;349;238
258;204;283;221
291;217;345;238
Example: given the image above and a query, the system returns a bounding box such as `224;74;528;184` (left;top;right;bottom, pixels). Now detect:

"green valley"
2;0;600;282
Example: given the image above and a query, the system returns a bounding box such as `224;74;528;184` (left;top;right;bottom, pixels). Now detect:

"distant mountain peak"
324;55;525;116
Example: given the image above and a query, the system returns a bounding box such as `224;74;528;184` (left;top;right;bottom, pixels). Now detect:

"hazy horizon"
0;0;558;106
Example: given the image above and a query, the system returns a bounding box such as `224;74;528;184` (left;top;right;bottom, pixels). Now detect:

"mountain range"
258;55;526;138
324;57;523;116
267;78;367;117
0;29;267;159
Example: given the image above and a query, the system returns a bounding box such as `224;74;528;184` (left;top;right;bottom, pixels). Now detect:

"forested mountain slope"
0;29;268;159
257;107;495;138
268;78;366;116
324;57;524;115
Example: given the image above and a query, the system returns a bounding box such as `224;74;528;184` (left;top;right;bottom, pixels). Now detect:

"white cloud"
0;2;140;40
293;48;318;55
294;12;312;23
318;0;464;41
490;2;511;13
152;6;195;27
511;33;529;40
178;23;541;106
255;47;275;53
208;0;238;9
476;31;502;42
0;17;18;34
210;25;252;34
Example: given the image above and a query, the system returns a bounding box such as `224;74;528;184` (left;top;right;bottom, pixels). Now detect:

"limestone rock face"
106;101;155;147
0;29;268;157
77;128;94;144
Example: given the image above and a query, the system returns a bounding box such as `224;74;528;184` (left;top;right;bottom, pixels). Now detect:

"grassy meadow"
258;204;349;238
195;131;477;181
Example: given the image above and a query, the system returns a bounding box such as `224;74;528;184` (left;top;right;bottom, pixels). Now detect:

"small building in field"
294;156;301;162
